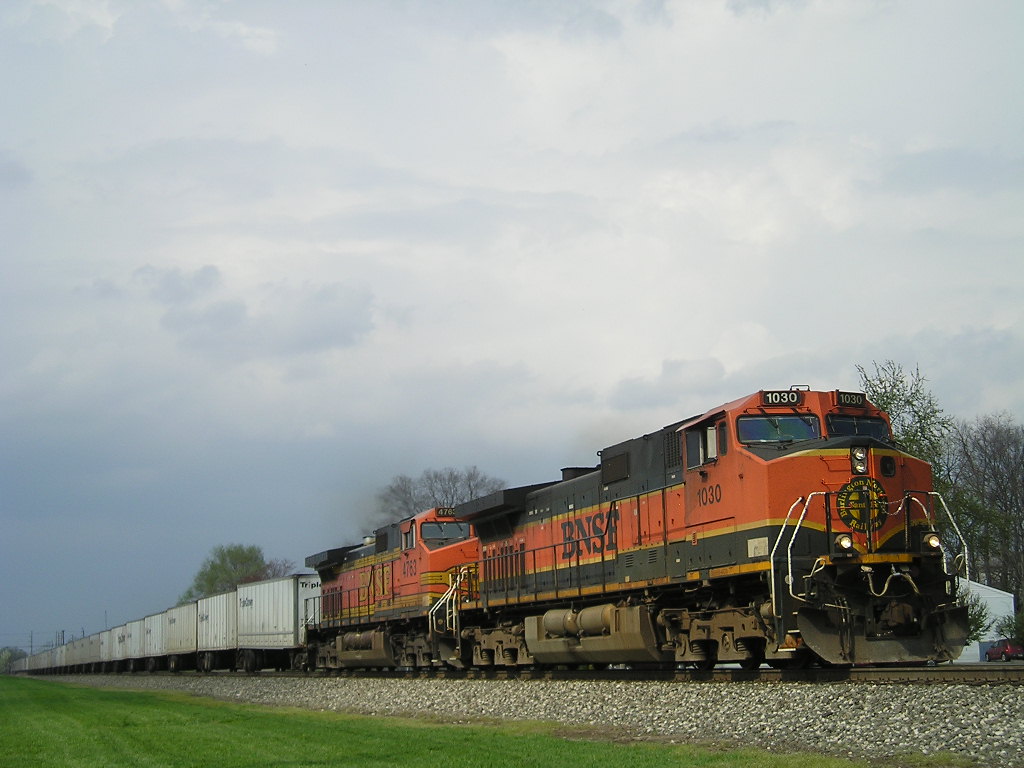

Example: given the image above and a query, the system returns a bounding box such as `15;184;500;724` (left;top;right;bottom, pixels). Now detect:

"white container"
144;613;165;658
197;590;237;652
126;618;145;660
100;629;113;664
237;574;321;650
29;649;50;672
82;633;101;666
165;603;197;655
65;639;79;668
112;624;128;661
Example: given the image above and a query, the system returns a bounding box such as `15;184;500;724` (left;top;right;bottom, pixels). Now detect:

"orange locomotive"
305;506;479;669
307;388;969;669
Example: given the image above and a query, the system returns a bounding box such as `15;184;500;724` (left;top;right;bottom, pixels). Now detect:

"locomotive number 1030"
761;390;801;405
696;484;723;506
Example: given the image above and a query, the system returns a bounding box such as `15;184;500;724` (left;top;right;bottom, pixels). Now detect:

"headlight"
835;533;855;551
851;446;869;475
923;532;942;550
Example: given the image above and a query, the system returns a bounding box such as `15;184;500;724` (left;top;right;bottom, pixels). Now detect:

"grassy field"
0;675;874;768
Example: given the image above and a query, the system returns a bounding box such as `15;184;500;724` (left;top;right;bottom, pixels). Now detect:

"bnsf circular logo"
836;477;889;532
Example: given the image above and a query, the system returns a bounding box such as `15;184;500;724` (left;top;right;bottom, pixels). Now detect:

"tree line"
858;360;1024;641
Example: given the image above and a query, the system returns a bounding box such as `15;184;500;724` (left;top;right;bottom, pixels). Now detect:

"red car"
985;639;1024;661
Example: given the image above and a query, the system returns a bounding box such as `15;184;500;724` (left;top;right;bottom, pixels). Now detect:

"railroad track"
317;661;1024;685
38;662;1024;685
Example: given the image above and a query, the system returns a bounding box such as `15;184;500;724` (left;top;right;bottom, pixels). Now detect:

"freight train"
15;388;970;675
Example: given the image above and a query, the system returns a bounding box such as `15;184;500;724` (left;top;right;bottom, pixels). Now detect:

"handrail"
926;493;971;583
428;567;470;652
768;495;816;620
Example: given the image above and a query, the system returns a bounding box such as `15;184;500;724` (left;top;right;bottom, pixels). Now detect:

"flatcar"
17;574;320;675
306;388;969;669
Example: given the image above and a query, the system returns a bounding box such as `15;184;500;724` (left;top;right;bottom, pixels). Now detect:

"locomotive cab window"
420;521;471;550
826;415;891;441
401;523;416;550
737;414;820;444
685;420;723;469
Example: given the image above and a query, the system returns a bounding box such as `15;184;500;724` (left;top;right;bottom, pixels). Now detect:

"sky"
2;0;1022;651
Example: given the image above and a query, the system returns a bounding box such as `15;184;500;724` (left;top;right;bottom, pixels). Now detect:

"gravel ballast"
49;674;1024;766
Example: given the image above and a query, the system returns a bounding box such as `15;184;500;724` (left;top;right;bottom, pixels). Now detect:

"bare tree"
950;413;1024;603
374;466;504;525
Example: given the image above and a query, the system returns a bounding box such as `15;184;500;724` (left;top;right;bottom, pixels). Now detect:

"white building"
959;579;1016;662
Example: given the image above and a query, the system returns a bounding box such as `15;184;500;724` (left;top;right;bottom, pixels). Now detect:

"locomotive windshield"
737;415;820;444
826;414;891;441
420;521;471;549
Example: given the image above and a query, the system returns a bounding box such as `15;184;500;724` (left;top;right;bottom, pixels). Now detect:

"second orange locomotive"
307;387;969;669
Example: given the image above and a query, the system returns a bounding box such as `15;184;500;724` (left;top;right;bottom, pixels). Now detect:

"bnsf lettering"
561;509;619;559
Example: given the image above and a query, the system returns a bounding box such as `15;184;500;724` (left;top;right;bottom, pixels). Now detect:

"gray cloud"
135;265;223;305
0;153;31;190
154;279;375;361
878;149;1024;195
610;358;728;410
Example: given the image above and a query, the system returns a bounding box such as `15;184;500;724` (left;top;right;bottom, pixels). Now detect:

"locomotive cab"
725;389;968;665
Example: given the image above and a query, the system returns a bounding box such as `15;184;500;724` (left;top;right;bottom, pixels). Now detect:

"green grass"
0;675;896;768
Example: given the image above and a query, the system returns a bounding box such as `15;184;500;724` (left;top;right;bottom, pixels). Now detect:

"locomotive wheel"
768;652;812;670
693;654;717;671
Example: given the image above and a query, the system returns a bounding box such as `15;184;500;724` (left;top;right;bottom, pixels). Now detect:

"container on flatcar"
164;602;197;671
143;612;165;671
81;632;101;671
99;629;113;670
111;623;127;670
125;618;145;670
197;589;237;672
235;574;320;672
